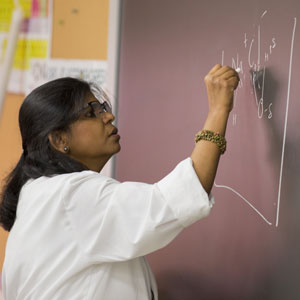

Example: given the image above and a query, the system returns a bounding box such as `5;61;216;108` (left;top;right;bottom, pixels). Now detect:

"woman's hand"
204;64;240;114
190;65;240;194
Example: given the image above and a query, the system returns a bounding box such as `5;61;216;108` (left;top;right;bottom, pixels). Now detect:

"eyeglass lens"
90;101;112;115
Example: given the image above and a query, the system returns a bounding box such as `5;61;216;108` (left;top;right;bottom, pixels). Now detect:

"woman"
0;64;239;299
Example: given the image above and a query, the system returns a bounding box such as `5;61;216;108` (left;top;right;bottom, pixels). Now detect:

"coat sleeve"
61;158;214;262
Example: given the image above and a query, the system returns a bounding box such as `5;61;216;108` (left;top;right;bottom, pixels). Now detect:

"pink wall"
116;0;300;299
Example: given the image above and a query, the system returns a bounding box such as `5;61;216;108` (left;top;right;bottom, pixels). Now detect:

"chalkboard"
116;0;300;299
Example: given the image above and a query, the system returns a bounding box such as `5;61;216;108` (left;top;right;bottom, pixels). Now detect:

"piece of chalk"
235;67;241;73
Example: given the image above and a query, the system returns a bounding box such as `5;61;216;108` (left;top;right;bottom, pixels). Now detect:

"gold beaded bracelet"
194;130;227;154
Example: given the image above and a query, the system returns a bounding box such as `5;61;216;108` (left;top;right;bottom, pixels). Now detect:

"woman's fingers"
206;65;240;89
222;69;239;80
204;65;240;113
207;64;222;75
208;64;240;78
225;76;240;90
213;66;239;80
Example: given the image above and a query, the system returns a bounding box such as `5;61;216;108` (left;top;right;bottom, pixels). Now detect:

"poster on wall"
0;0;52;94
24;58;107;95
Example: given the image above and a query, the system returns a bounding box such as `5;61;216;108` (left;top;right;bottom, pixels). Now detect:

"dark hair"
0;77;105;231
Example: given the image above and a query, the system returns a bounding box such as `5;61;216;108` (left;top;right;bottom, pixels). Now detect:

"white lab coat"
2;158;213;299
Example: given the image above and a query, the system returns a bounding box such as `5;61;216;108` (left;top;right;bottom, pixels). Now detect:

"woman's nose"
101;112;115;123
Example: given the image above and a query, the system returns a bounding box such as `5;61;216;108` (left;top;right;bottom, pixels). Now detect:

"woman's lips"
109;128;120;140
109;128;118;136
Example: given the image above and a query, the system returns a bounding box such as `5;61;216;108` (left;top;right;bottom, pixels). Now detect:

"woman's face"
67;93;121;172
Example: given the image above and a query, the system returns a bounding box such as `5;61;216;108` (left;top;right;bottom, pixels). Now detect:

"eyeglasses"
80;101;112;119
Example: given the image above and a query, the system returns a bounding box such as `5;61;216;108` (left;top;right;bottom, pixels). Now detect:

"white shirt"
2;158;213;300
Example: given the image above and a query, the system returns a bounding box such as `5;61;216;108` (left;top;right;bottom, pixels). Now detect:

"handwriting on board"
215;11;297;227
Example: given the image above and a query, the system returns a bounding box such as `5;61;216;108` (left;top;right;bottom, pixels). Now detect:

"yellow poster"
0;0;32;32
0;0;51;93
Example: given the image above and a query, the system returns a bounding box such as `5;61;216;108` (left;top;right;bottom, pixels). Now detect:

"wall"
116;0;300;299
51;0;109;60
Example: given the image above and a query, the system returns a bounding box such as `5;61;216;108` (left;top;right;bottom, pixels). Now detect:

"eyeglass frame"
79;100;112;119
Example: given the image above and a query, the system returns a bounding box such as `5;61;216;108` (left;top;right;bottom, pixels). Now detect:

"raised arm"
190;64;240;194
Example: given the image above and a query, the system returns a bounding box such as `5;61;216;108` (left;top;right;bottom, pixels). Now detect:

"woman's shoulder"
24;170;118;190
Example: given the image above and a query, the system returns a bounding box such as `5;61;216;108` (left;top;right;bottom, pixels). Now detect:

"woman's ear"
48;131;69;153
